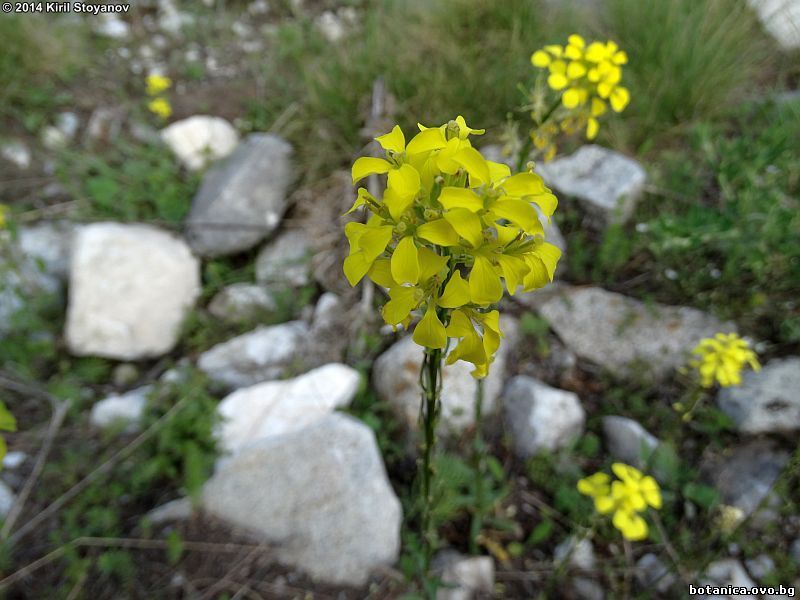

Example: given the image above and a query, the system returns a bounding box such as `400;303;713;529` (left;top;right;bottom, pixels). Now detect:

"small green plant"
57;141;200;225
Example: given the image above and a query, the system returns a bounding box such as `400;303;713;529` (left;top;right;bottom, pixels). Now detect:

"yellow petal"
613;509;648;541
531;50;551;67
416;219;461;246
530;192;558;218
343;251;371;286
610;86;630;112
444;208;484;248
567;61;587;79
382;286;420;325
357;225;394;261
544;44;563;57
452;147;491;187
491;198;539;233
487;160;511;184
501;172;547;198
406;127;447;155
591;97;607;116
368;259;395;288
344;187;375;215
469;256;503;305
455;115;485;138
439;270;471;308
375;124;405;153
446;309;475;337
548;73;568;90
496;254;530;294
413;305;447;349
562;87;582;109
438;187;484;212
587;117;599;140
384;187;416;220
391;236;420;285
418;246;448;281
564;44;583;60
387;163;420;199
568;34;585;48
352;157;391;183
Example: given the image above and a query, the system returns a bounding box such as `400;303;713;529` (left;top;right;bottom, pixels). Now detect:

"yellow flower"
530;34;630;146
577;463;661;542
690;332;760;388
146;74;172;96
343;120;562;377
147;97;173;119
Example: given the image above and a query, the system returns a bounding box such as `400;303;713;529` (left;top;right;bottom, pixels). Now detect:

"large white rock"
717;357;800;434
66;223;201;360
255;229;311;287
538;286;733;379
537;145;646;226
373;317;518;433
197;321;308;389
503;376;585;456
90;386;152;431
160;115;239;171
216;363;360;455
184;133;293;257
203;413;402;586
748;0;800;49
701;559;757;599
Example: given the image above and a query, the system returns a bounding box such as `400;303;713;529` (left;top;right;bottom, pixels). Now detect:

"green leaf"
165;530;184;566
682;482;720;510
528;519;554;545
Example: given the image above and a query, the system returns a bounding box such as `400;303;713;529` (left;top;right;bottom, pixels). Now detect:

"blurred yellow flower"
146;74;172;96
147;97;173;119
344;118;561;377
690;332;760;388
530;34;629;144
578;463;661;541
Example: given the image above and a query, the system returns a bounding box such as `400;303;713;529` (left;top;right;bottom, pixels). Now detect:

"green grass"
638;99;800;346
604;0;773;150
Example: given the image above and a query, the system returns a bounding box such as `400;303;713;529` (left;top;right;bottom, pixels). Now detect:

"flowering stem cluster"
145;74;173;120
577;463;662;541
516;34;630;165
419;345;443;576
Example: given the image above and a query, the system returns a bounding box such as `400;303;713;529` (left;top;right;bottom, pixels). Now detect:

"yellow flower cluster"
145;74;173;119
577;463;661;541
344;117;561;377
531;34;629;142
690;332;760;388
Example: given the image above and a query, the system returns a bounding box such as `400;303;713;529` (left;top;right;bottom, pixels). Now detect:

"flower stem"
469;378;486;554
419;346;443;590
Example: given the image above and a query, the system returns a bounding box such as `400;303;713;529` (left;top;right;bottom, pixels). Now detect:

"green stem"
419;345;443;595
469;378;486;554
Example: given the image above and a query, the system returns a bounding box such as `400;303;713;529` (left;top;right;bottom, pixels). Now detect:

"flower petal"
352;157;391;183
439;270;471;308
375;124;405;153
438;187;484;212
412;305;447;349
406;127;447;155
391;236;420;285
416;219;461;246
469;256;503;305
444;207;484;248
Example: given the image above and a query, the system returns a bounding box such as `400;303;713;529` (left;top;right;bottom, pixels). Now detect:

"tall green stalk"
418;345;443;592
469;378;486;554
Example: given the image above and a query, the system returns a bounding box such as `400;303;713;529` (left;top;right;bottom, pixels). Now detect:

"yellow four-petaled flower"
690;332;760;388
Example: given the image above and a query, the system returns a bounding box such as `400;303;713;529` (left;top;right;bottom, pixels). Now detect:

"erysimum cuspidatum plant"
343;116;561;586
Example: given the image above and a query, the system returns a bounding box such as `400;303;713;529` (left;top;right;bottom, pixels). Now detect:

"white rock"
255;229;311;287
41;126;68;150
85;107;124;143
571;577;604;600
554;536;595;570
216;363;360;455
56;112;79;140
538;286;733;379
2;451;27;470
158;0;192;33
602;416;660;468
203;413;402;586
0;481;16;518
160;116;239;171
701;559;756;598
1;141;31;169
311;292;341;332
745;554;775;580
537;145;646;226
198;321;309;389
17;221;76;280
90;386;151;431
66;223;201;360
436;551;495;600
717;357;800;434
748;0;800;49
373;317;518;433
503;376;585;456
184;134;293;256
315;11;346;42
207;283;276;322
